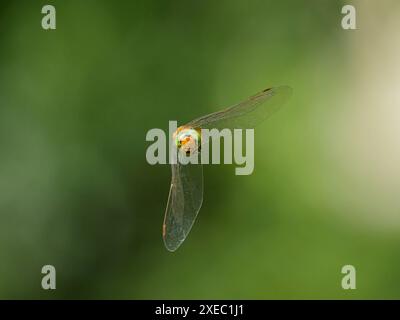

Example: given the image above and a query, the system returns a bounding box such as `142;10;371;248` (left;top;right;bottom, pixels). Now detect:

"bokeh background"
0;0;399;299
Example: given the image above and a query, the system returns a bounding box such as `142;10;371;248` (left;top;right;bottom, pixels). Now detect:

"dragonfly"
163;85;292;252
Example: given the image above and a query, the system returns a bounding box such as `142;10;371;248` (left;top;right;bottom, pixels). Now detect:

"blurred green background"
0;0;400;299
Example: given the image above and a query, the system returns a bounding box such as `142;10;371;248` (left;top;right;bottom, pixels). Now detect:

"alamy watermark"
41;5;56;30
341;4;356;30
41;265;56;290
341;265;356;290
146;121;255;175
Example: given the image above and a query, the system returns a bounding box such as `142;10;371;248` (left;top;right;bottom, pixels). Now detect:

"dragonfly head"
173;126;202;156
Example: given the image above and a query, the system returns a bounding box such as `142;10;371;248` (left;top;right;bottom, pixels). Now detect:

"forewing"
186;86;292;130
163;161;203;251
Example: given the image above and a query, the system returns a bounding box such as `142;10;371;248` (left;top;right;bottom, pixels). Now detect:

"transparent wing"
163;161;203;252
186;86;292;130
162;85;291;251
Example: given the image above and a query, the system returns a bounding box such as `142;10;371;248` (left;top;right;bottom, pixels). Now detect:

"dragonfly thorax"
174;126;201;156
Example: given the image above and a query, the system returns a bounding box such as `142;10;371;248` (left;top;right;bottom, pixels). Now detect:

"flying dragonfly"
163;85;292;252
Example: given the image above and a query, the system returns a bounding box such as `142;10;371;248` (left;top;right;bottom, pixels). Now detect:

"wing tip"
162;224;183;252
163;237;182;252
255;85;293;101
